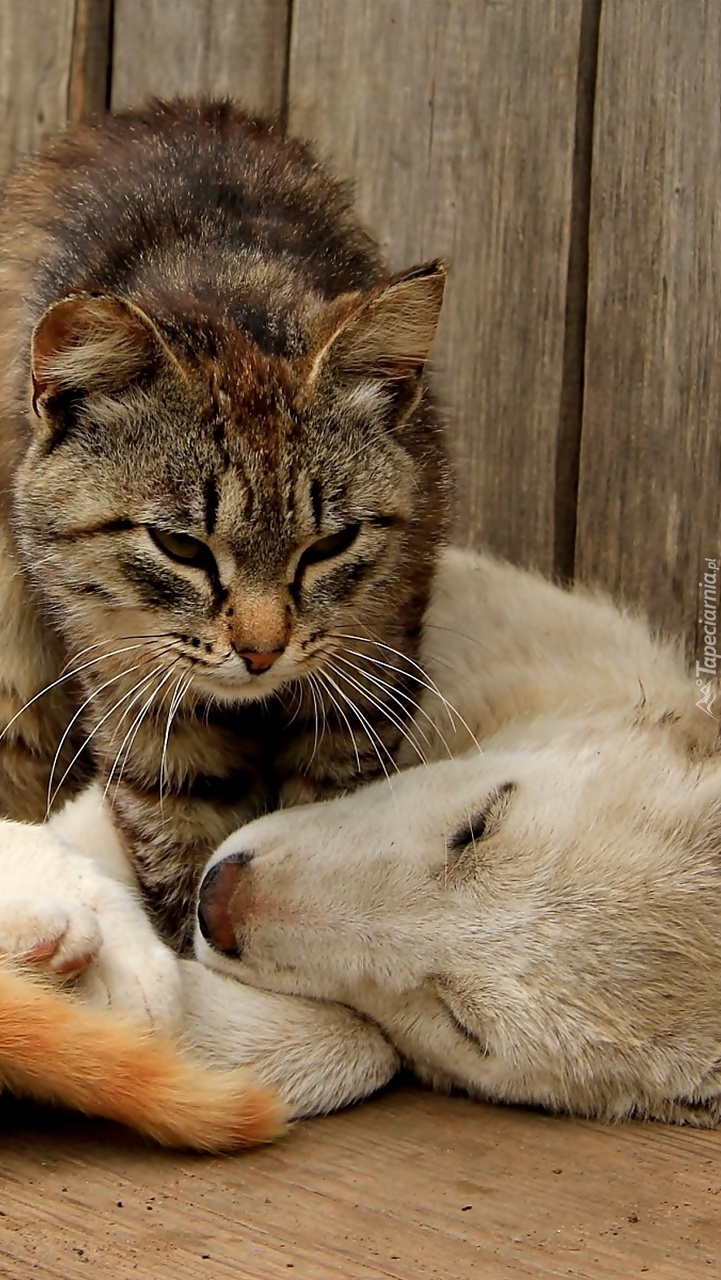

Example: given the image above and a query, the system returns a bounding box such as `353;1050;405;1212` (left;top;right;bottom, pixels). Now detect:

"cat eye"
148;527;214;569
298;523;361;569
448;782;516;852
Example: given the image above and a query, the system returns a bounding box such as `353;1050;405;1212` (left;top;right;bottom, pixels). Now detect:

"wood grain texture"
0;0;110;182
576;0;721;654
67;0;112;125
111;0;289;116
554;0;602;581
0;1089;719;1278
288;0;583;570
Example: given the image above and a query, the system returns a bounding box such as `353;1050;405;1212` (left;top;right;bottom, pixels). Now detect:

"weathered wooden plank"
554;0;602;581
1;1090;719;1279
0;0;111;183
111;0;289;116
67;0;112;125
288;0;583;571
576;0;721;655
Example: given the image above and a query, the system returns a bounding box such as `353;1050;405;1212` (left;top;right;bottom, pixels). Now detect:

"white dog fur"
196;549;721;1126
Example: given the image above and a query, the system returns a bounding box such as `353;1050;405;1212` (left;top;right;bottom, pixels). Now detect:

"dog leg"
179;959;399;1118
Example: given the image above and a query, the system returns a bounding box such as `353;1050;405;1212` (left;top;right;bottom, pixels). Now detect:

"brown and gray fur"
0;100;451;949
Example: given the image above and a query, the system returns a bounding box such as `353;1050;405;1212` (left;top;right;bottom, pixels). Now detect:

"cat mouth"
191;663;289;703
192;651;337;707
147;636;335;706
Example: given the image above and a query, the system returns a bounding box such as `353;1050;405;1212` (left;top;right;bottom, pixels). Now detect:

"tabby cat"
0;100;451;949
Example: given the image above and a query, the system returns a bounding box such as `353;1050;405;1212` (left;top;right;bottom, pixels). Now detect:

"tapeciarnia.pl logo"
696;556;719;717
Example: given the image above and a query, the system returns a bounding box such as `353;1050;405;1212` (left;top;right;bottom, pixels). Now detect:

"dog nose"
197;852;253;954
237;649;284;674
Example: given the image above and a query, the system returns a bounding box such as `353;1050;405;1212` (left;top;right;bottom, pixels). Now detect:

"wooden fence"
1;0;719;660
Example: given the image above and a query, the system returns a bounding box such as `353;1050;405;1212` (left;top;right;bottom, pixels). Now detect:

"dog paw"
0;897;102;976
78;929;185;1036
0;813;184;1035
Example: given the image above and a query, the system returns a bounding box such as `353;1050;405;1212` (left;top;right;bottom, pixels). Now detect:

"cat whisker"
48;642;181;811
325;659;429;768
46;663;146;814
314;641;457;762
312;672;361;776
0;640;159;745
423;621;484;650
332;650;457;763
60;632;179;675
334;636;482;755
337;626;457;722
316;670;396;787
313;672;330;751
157;673;195;822
107;663;183;805
159;671;192;811
283;680;306;729
47;665;176;816
304;674;322;765
330;650;446;760
309;672;331;758
100;664;176;805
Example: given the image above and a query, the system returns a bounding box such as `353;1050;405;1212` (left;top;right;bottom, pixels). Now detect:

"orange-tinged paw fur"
0;898;101;977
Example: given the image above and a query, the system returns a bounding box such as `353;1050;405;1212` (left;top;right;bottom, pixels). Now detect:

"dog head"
196;714;721;1103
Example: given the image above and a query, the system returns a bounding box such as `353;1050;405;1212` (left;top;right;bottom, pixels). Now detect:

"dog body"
198;549;721;1126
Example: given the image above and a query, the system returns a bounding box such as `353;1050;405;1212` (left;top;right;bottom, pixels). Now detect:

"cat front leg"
181;959;399;1118
48;782;138;886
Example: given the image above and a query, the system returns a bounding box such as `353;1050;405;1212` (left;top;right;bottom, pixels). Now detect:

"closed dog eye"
448;781;517;854
436;994;490;1057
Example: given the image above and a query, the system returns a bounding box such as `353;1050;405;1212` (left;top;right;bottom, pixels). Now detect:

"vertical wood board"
112;0;289;116
288;0;583;571
0;0;110;183
576;0;721;656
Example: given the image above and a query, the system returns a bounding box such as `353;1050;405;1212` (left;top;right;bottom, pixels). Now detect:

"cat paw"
0;897;102;976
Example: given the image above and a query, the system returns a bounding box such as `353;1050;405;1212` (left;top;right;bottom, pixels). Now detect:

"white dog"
2;548;720;1135
196;549;721;1127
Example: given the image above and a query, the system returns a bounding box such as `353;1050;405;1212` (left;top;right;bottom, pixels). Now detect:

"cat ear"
308;259;447;413
30;294;175;432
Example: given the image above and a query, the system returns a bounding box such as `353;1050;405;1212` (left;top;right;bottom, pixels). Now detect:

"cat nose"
236;648;284;674
197;852;254;955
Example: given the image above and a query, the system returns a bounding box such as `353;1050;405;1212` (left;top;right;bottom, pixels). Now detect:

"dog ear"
434;978;491;1058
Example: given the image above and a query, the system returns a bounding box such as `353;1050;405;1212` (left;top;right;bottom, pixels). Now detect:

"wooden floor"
0;1086;719;1280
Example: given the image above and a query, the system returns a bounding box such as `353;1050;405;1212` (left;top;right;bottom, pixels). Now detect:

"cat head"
15;260;450;702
